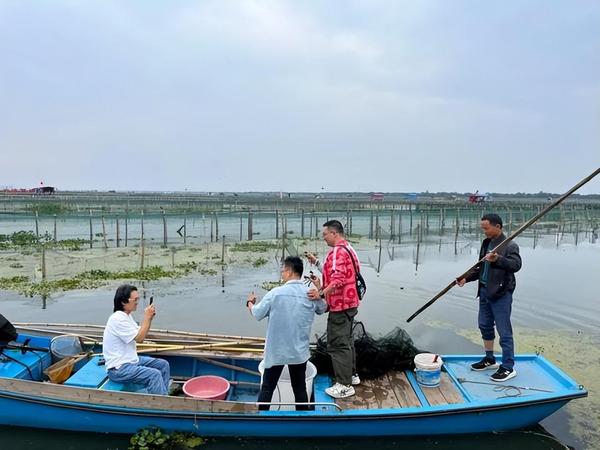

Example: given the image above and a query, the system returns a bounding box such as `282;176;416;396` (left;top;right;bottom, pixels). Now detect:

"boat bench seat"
64;355;108;388
64;355;148;393
100;379;147;393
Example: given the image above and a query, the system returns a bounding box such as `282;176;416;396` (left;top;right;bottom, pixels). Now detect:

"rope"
457;377;553;398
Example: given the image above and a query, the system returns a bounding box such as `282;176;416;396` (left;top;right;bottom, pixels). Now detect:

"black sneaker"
470;357;499;371
490;367;517;382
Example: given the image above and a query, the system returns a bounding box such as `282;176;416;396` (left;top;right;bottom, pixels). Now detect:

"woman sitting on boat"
102;284;171;395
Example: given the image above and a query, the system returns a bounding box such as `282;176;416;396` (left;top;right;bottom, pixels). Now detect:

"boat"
0;323;587;437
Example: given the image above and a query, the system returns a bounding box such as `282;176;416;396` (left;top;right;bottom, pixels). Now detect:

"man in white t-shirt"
102;284;170;395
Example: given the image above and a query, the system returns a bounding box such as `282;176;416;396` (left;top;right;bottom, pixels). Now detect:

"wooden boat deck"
335;371;464;410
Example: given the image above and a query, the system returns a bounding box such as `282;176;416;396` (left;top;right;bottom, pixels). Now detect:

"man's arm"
135;305;156;343
491;242;522;273
249;291;273;321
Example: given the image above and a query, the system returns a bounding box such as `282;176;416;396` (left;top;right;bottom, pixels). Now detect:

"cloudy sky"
1;1;598;193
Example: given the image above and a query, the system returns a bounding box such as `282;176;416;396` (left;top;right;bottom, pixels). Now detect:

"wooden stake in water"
454;215;459;256
248;211;253;241
415;224;421;272
221;235;226;292
140;211;145;270
184;214;187;245
41;245;46;280
101;215;108;249
35;210;39;239
162;210;167;248
301;210;305;238
116;214;120;248
89;210;93;249
215;213;219;242
125;212;128;247
53;214;57;242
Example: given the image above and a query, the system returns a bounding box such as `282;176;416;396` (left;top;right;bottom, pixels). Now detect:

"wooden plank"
438;373;464;404
421;373;463;406
336;373;422;410
335;380;379;410
387;371;421;408
0;378;257;413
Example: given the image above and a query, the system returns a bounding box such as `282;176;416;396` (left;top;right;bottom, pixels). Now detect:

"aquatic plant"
261;280;284;291
252;257;268;267
129;427;204;450
0;266;181;297
231;241;278;252
26;203;72;215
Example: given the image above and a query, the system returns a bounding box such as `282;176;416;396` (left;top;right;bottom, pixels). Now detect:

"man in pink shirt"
307;220;360;399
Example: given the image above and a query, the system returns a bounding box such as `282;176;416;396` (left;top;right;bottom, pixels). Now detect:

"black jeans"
257;361;308;411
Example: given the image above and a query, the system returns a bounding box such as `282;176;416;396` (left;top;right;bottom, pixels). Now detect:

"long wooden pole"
406;168;600;323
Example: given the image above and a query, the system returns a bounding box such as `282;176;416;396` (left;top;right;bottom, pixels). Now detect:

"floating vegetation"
0;266;182;297
231;241;279;252
0;231;88;250
8;263;23;269
261;280;284;291
25;203;72;215
129;427;204;450
175;261;217;276
252;257;268;267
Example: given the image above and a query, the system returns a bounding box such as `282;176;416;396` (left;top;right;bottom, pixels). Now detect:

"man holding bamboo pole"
103;284;171;395
457;214;522;382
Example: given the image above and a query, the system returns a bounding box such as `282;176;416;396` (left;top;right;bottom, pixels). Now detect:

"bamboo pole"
138;340;263;354
407;167;600;323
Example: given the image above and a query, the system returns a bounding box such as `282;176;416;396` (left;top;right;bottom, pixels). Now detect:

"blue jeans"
478;286;514;370
107;356;170;395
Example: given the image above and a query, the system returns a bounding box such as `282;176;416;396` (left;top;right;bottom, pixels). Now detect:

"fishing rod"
407;167;600;323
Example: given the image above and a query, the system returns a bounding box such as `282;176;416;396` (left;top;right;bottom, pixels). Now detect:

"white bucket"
414;353;443;388
258;360;317;411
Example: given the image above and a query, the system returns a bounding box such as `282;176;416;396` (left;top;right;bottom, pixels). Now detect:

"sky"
0;1;599;194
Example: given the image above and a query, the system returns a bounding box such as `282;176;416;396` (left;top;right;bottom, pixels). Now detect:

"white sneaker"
351;374;361;386
325;383;355;399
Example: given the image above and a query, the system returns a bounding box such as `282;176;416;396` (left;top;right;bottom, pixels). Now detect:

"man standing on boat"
103;284;171;395
457;214;522;382
306;220;361;399
247;256;327;410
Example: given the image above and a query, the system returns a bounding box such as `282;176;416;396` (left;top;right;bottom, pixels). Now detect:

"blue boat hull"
0;333;587;437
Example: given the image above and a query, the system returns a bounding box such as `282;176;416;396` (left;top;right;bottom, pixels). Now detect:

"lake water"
0;232;598;449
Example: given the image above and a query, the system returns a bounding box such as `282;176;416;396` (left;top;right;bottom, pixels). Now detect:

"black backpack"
0;313;18;343
342;246;367;300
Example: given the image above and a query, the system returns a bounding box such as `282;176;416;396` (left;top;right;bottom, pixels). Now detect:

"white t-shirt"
103;311;140;370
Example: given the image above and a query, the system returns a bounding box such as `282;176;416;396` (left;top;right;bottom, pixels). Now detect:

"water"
0;233;598;449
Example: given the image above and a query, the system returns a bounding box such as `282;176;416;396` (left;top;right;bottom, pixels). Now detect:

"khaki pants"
326;308;357;386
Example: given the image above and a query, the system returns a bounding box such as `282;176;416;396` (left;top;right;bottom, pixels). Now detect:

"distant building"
370;192;384;201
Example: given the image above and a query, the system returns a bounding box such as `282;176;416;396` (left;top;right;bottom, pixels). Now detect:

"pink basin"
183;375;230;400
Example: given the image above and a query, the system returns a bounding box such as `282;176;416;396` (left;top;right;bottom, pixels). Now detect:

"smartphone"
149;296;154;305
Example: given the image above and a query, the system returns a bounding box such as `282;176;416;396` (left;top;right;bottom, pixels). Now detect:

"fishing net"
44;353;88;384
50;335;86;360
310;321;421;379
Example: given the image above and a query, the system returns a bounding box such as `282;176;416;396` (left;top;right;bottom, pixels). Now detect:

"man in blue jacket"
247;256;327;410
457;213;522;382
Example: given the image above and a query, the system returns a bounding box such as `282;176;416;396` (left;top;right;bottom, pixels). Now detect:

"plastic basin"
183;375;230;400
